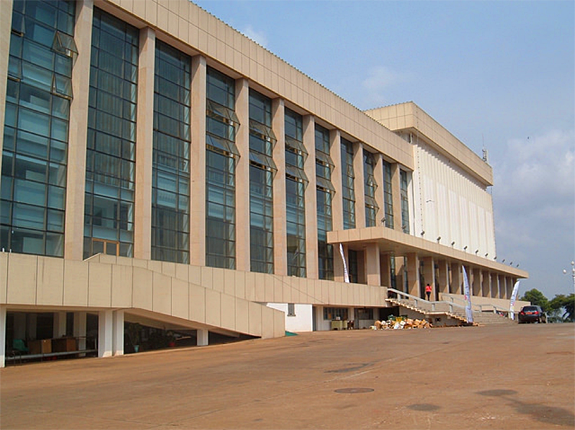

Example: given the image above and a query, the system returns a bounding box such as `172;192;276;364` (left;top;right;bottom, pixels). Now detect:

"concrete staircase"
386;288;517;326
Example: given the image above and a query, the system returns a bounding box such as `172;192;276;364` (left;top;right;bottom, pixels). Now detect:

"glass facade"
152;41;191;264
84;8;138;259
1;0;76;257
382;159;394;229
400;170;410;234
249;90;276;273
315;125;334;280
285;109;307;278
363;150;378;228
341;138;355;230
205;67;239;269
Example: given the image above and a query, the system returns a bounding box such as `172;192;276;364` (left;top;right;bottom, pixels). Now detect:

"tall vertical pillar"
134;27;156;260
421;257;435;299
0;306;7;368
235;79;250;272
451;262;462;295
380;254;391;287
472;268;481;296
98;310;113;358
353;143;366;229
365;243;381;286
73;312;87;352
197;329;208;346
437;261;449;298
482;271;490;297
64;0;94;260
303;115;318;279
390;164;402;233
406;253;420;297
272;98;287;275
53;311;67;338
330;130;343;230
190;55;207;266
330;130;344;282
112;310;124;356
374;154;385;226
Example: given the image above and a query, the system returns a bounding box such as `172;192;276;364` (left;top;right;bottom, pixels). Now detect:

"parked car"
518;306;547;324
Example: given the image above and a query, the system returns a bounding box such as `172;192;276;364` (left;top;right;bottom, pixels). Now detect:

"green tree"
520;289;550;313
549;294;575;322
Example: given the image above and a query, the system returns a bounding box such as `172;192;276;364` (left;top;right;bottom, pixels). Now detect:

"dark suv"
518;306;547;324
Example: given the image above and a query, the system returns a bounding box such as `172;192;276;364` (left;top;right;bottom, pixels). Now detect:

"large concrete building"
0;0;527;367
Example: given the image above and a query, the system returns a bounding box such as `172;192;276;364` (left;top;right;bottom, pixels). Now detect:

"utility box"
52;337;77;352
29;339;52;354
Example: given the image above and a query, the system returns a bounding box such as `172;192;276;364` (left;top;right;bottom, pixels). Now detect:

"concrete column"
396;256;406;293
406;253;420;297
0;306;7;368
0;0;13;174
482;271;490;297
303;115;318;279
272;98;287;275
421;257;435;299
53;311;67;338
235;78;250;272
472;268;482;297
134;27;156;260
330;130;344;282
197;329;209;346
13;313;26;340
353;143;366;229
505;277;512;299
64;0;94;259
190;55;207;266
112;310;124;356
73;312;87;352
438;261;449;298
490;273;497;298
380;254;391;287
374;154;385;226
390;163;402;233
330;130;343;231
334;243;345;283
497;275;503;299
451;262;462;295
98;310;113;358
365;243;381;286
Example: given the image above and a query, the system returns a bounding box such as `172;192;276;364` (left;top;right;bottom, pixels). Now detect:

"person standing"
425;283;432;301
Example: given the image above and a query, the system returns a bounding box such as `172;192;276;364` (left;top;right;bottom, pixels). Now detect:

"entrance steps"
386;288;517;326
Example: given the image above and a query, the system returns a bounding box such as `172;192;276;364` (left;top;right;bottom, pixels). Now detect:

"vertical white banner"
339;243;350;283
509;280;520;320
462;266;473;323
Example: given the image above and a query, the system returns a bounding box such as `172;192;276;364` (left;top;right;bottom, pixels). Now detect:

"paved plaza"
1;323;574;429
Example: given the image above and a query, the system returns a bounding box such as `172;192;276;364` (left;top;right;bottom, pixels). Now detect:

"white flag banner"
462;265;473;323
509;280;520;320
339;243;350;283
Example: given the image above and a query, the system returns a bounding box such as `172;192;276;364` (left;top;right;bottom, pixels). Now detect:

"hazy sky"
194;0;575;299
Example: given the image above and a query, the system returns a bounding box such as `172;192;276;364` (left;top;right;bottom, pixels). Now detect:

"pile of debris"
372;317;433;330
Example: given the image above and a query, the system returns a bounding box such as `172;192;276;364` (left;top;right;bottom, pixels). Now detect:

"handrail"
441;293;511;316
386;288;467;315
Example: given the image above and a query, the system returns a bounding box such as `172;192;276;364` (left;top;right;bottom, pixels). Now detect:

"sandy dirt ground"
1;323;574;429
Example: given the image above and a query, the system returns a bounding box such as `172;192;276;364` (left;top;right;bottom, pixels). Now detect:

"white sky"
193;0;575;299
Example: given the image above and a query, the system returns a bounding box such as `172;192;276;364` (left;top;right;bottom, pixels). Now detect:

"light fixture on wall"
421;231;425;236
485;253;489;257
464;246;468;251
451;241;455;247
475;249;479;255
437;236;441;243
